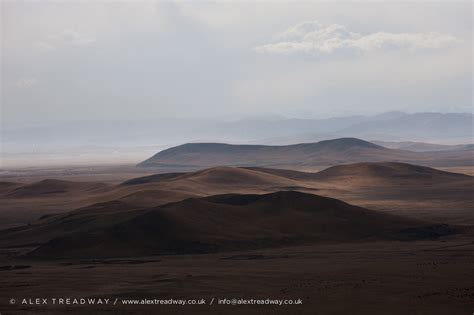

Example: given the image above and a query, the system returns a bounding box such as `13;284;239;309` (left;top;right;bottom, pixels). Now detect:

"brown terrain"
0;150;473;313
1;162;472;229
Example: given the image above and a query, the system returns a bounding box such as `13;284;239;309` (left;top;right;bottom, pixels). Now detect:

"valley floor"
1;240;474;315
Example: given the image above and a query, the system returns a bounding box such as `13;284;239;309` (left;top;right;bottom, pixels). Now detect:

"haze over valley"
2;111;473;169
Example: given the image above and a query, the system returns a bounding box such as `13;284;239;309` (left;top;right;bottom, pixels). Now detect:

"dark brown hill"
10;191;452;259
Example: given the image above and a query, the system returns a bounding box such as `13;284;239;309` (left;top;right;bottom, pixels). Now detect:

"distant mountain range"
138;138;474;169
256;112;473;145
4;112;473;151
372;141;474;152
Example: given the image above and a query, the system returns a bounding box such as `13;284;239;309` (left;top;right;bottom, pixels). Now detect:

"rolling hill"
138;138;474;169
1;191;451;259
0;162;472;234
312;162;472;182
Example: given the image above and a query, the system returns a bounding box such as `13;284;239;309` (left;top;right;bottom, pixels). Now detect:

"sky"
1;1;472;126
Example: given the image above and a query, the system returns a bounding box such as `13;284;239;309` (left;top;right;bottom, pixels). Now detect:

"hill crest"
21;191;432;259
138;138;399;169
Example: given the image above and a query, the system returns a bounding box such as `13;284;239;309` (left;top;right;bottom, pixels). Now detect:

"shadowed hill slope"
0;162;472;232
1;191;456;259
120;172;188;186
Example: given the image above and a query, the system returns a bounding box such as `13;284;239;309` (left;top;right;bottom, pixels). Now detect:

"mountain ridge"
138;138;474;169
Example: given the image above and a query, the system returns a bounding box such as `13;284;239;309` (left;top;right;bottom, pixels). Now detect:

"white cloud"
49;30;95;46
34;41;56;52
15;77;37;88
34;30;95;51
255;20;461;55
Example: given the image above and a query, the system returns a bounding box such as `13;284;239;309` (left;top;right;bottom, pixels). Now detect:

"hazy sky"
1;1;472;125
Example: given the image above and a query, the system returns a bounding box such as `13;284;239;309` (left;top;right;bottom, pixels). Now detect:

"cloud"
34;41;56;52
15;77;37;88
255;20;461;55
34;30;95;51
48;30;96;46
